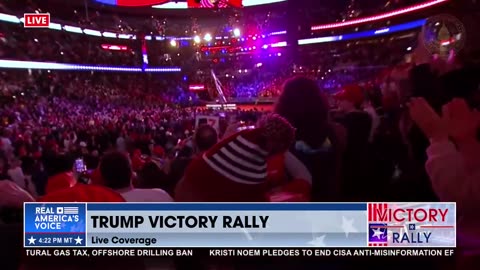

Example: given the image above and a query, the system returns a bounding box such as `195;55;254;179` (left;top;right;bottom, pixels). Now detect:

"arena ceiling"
31;0;287;17
92;0;286;8
48;0;290;9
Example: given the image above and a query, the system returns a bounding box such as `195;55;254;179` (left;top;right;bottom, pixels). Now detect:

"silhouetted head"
99;151;132;190
275;76;330;147
194;124;218;153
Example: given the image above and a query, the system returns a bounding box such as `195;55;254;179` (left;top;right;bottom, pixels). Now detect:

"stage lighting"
170;39;177;47
204;33;212;42
193;35;201;43
233;28;241;37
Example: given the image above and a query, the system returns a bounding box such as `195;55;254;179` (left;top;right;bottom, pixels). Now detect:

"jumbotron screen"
188;0;242;8
94;0;243;8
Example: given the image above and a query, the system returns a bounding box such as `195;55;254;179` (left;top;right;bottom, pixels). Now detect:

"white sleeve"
284;151;312;185
426;140;480;209
72;133;77;144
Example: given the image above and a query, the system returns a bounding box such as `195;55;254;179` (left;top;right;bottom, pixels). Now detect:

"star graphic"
341;216;358;238
70;221;85;232
28;236;36;245
74;236;83;245
372;228;386;239
309;235;326;247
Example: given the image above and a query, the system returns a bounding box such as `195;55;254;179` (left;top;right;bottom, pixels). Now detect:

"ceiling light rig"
204;33;213;42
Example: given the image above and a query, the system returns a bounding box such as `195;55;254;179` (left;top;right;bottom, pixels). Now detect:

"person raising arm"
409;97;480;258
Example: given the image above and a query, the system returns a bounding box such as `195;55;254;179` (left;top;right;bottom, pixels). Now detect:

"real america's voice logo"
24;203;87;247
367;203;456;247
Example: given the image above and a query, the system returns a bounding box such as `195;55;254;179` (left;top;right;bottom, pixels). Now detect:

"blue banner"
24;203;86;247
24;203;456;248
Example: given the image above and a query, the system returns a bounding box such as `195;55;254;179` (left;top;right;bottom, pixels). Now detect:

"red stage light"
189;84;206;91
101;44;129;51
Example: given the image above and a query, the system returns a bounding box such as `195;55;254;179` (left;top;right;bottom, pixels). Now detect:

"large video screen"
187;0;242;8
95;0;170;6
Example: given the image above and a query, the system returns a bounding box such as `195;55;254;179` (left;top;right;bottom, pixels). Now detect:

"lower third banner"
23;203;456;248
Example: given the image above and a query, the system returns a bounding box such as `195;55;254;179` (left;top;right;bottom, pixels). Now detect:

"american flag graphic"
368;204;388;247
58;207;79;215
368;223;388;247
367;203;455;247
368;203;388;222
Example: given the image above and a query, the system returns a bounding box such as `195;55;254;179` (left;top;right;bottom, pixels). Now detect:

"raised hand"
442;98;480;143
408;97;448;141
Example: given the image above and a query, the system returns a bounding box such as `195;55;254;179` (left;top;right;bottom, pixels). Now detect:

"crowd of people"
0;44;478;269
223;72;289;99
206;36;417;100
0;23;140;66
0;0;424;109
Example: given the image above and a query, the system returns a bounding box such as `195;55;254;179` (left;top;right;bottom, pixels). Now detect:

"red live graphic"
368;203;448;223
24;13;50;28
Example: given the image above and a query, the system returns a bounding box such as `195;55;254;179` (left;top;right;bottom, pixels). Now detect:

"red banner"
101;44;129;51
188;0;242;8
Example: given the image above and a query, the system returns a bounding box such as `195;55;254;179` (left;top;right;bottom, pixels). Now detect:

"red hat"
131;155;145;171
46;139;58;149
45;172;76;194
153;146;165;157
32;151;42;159
382;91;400;110
175;114;295;202
334;85;364;106
39;184;125;202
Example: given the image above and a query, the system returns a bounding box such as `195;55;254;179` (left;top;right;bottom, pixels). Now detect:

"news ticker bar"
25;248;456;258
24;203;456;248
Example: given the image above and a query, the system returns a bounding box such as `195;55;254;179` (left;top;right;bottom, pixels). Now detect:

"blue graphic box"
24;203;87;247
368;223;388;243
